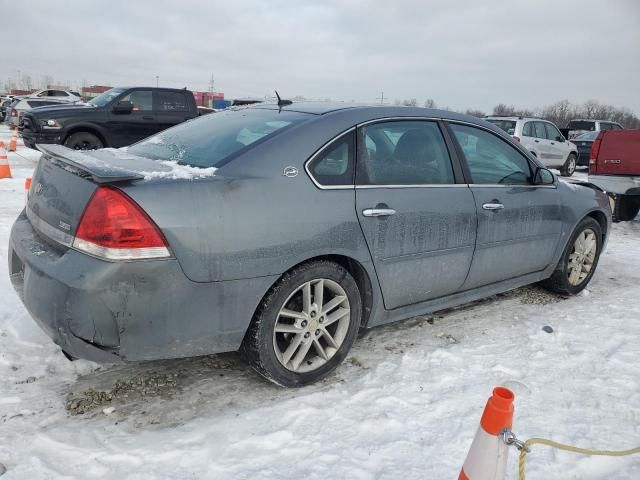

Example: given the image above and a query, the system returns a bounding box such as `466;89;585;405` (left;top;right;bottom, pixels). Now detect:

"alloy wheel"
273;278;351;373
567;228;597;286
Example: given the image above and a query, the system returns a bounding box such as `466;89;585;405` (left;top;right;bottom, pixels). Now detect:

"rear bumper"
588;174;640;196
8;211;277;363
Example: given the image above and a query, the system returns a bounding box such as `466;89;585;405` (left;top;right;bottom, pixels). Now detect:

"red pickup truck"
589;130;640;221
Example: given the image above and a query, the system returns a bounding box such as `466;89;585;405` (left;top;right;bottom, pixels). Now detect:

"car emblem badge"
283;166;298;178
35;183;43;194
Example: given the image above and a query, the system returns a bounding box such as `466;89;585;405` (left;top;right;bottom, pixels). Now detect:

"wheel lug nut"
301;320;307;327
315;329;320;336
319;317;324;323
304;332;311;338
310;311;316;318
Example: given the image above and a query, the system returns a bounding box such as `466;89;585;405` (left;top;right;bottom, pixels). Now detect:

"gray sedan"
9;103;611;386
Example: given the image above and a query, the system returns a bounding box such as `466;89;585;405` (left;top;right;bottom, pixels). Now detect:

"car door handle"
362;208;396;217
482;203;504;211
550;142;555;145
142;115;154;120
534;140;539;143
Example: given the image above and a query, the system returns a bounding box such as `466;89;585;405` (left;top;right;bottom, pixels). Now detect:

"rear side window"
154;91;189;112
568;120;596;131
449;123;531;185
522;122;533;137
307;131;354;186
357;120;454;185
128;108;311;168
533;122;546;139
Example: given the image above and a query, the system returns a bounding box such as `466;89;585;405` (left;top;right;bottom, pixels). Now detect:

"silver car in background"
9;104;611;386
6;97;69;128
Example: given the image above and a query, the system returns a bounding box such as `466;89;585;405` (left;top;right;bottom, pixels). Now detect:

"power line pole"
376;90;385;105
208;74;215;93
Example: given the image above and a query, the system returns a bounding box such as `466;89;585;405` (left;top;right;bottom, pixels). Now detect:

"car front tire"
560;153;577;177
64;132;104;150
240;260;362;387
540;217;603;295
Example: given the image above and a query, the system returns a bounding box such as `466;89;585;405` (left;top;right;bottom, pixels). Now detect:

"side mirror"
112;100;134;114
555;136;565;142
534;167;555;185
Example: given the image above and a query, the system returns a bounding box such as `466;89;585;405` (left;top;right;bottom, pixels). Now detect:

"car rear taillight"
512;135;520;142
589;132;604;174
73;186;170;260
10;108;16;117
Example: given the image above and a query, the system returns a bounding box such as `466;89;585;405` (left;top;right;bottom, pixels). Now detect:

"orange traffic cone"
25;177;32;203
8;128;18;152
0;142;12;179
459;387;515;480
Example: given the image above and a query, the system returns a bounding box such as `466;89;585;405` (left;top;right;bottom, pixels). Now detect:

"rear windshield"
575;131;599;140
485;119;517;135
128;108;312;168
568;120;596;131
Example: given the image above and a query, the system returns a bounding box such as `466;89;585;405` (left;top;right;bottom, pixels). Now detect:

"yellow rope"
518;437;640;480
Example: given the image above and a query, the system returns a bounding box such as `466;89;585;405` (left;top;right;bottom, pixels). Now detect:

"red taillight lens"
589;133;604;174
512;135;520;142
73;186;170;260
11;108;17;117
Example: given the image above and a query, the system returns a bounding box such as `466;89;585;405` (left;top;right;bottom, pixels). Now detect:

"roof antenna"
275;90;292;108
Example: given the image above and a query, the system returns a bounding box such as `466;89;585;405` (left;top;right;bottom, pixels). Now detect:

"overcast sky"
5;0;640;113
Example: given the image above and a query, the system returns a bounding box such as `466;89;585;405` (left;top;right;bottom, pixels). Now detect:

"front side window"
357;121;454;185
449;123;532;185
88;88;127;107
128;108;311;168
120;90;153;112
544;123;562;141
51;90;68;97
154;91;189;112
307;131;354;186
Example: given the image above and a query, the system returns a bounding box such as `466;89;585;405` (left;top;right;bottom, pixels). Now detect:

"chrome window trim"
355;184;466;189
304;127;356;190
468;184;557;189
26;205;73;247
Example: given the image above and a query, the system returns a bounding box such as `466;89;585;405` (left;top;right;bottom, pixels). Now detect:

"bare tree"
465;109;486;118
402;98;417;107
424;98;437;108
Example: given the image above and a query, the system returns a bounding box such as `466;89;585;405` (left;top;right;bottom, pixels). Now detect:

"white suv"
485;116;579;176
28;89;81;103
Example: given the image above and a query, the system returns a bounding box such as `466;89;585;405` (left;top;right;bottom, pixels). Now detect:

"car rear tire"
560;153;577;177
64;132;103;150
540;217;602;295
613;195;640;222
240;260;361;387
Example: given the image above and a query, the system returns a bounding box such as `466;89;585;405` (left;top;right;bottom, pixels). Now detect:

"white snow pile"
0;126;638;479
138;160;218;180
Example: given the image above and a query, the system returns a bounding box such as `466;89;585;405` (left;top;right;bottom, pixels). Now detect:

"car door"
154;90;192;132
544;122;570;164
107;89;156;146
354;119;477;310
447;122;563;289
532;121;554;164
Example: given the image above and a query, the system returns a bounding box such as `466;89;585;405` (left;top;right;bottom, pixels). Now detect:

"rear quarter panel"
121;115;374;284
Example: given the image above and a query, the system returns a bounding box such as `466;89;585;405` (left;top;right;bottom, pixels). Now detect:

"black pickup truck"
20;87;199;150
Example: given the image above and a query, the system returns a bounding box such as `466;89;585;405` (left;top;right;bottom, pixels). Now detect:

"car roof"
251;102;490;122
485;116;546;122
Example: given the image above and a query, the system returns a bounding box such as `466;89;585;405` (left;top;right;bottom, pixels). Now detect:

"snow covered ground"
0;125;638;479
